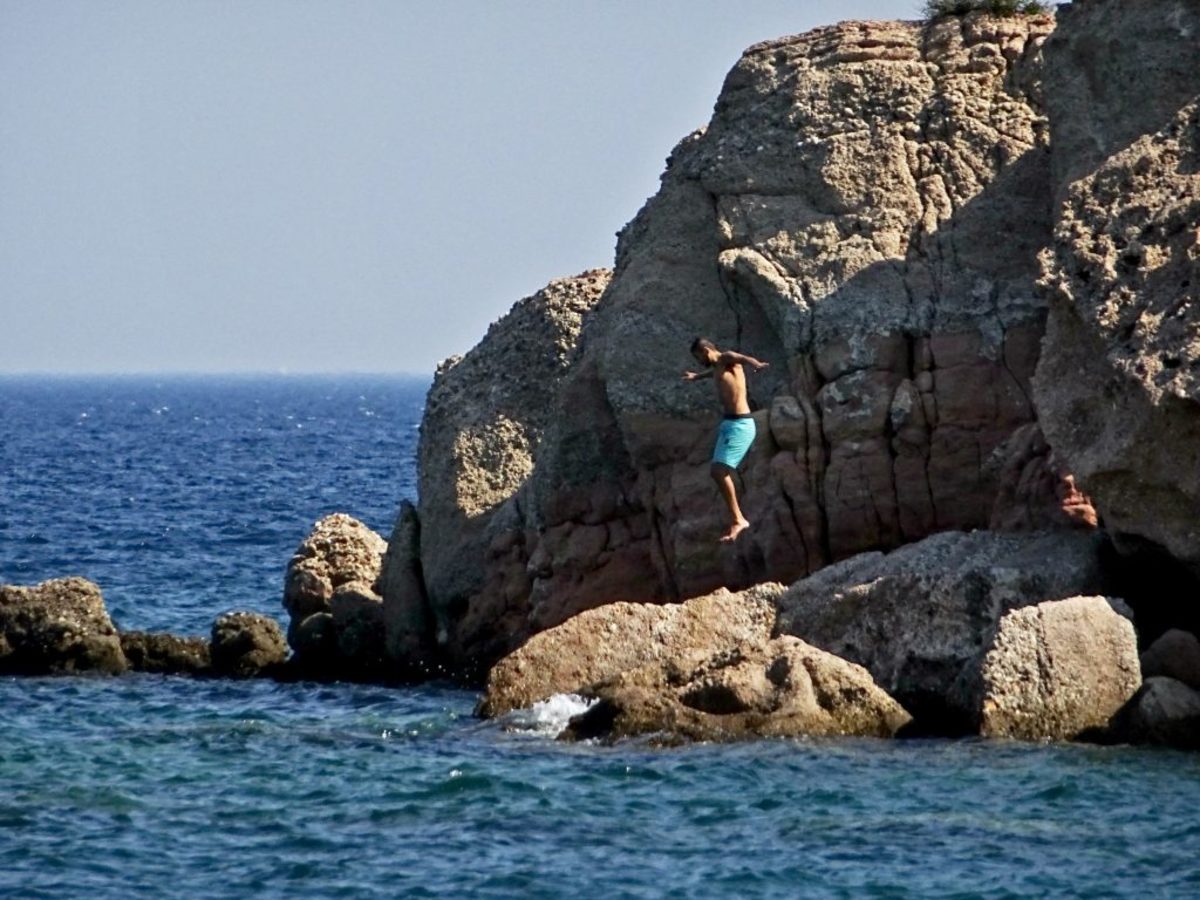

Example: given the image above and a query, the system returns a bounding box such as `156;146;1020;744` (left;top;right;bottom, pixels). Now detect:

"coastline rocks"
378;501;438;677
480;584;783;718
1036;0;1200;574
417;270;612;672
211;612;288;678
409;13;1060;675
775;529;1107;731
968;596;1140;741
1117;677;1200;751
283;513;388;678
120;632;211;676
1140;629;1200;691
0;577;127;675
565;636;911;743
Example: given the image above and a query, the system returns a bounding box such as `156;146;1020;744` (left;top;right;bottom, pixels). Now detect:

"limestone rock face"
775;529;1107;729
211;612;288;678
970;596;1141;740
0;578;127;675
565;636;911;743
1035;0;1200;573
120;632;211;676
418;14;1058;674
416;271;613;671
479;583;783;718
282;513;390;678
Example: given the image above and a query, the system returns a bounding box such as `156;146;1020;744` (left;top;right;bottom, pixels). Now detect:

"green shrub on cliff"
922;0;1048;18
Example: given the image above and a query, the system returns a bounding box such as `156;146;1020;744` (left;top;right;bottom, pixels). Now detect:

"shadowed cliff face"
410;13;1064;673
1034;0;1200;575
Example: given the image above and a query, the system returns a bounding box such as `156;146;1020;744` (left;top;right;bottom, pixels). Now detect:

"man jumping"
682;337;769;542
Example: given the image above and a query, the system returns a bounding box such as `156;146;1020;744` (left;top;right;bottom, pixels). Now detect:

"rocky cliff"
380;1;1198;698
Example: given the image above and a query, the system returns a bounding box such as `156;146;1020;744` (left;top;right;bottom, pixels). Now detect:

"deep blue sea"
2;376;1200;899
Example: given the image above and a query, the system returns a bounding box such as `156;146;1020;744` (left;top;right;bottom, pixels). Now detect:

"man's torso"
714;362;750;415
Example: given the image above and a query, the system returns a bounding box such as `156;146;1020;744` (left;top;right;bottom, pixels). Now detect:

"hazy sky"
2;0;918;375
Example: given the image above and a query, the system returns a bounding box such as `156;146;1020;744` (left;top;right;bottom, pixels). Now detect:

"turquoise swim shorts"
711;415;756;469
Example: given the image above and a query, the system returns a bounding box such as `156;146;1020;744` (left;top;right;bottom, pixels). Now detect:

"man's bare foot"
719;519;751;543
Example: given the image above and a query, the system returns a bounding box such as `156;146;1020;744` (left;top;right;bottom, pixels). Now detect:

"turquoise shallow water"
3;377;1200;897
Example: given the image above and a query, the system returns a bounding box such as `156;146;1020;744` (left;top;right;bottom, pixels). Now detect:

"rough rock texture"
479;583;783;718
1035;0;1200;573
120;632;211;676
0;578;127;675
968;595;1140;740
418;14;1059;674
565;636;911;743
211;612;288;678
775;529;1107;730
378;501;438;677
1118;676;1200;751
283;513;390;678
986;423;1097;531
416;271;613;672
1140;629;1200;691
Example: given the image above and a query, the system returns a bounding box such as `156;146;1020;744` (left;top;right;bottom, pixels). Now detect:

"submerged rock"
775;530;1108;732
211;612;288;678
120;632;211;676
0;577;127;675
967;596;1141;741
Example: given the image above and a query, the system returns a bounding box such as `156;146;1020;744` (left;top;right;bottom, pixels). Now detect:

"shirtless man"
682;337;769;542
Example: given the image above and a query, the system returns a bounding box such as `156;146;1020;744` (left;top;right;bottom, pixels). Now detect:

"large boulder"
967;595;1141;741
0;577;127;675
479;583;783;718
417;271;612;673
774;529;1108;731
417;14;1059;676
282;513;389;679
565;636;911;743
1035;0;1200;574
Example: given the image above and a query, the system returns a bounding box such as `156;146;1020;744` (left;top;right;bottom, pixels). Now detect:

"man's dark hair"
690;337;716;355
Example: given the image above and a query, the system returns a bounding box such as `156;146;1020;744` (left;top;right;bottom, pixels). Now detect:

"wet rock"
211;612;288;678
120;632;211;676
565;636;911;743
1119;677;1200;752
1140;629;1200;692
776;530;1108;732
378;501;438;677
968;596;1141;741
0;577;127;675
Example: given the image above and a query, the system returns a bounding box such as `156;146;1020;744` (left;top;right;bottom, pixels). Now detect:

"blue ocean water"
2;376;1200;899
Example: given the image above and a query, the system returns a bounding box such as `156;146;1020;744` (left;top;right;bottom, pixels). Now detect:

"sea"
2;375;1199;899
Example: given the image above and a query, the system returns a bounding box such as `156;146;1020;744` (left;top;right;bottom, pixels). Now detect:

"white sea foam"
500;693;596;738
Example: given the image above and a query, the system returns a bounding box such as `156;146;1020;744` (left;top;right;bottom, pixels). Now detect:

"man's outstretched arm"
719;351;770;371
682;369;714;381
